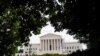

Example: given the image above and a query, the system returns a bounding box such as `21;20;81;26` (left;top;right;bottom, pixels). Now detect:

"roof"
40;33;62;39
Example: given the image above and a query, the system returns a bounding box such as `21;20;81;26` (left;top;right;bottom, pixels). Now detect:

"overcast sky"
29;22;87;50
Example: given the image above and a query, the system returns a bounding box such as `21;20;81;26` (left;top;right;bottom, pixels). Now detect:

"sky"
29;22;87;50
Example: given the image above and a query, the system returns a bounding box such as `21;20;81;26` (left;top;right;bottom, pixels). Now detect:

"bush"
40;54;68;56
69;48;100;56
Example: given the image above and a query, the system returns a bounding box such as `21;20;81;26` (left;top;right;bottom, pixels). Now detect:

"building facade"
16;33;82;56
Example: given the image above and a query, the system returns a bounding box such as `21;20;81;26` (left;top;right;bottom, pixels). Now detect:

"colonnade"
41;39;62;51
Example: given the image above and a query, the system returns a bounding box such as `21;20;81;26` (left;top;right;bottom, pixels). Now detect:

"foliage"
0;0;96;56
0;0;51;56
49;0;96;49
40;54;68;56
69;48;100;56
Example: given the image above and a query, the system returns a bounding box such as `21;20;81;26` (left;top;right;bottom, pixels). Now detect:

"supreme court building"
16;33;83;56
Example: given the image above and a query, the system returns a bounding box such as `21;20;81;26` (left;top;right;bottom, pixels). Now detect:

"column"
50;39;51;50
44;40;45;51
48;39;49;51
45;39;47;51
43;40;45;50
59;39;60;50
57;39;59;50
47;39;48;51
60;39;62;50
58;39;59;50
55;39;57;50
53;39;54;50
41;40;43;51
54;39;55;50
42;40;44;51
46;39;48;50
51;39;52;50
51;39;53;50
58;39;60;50
50;39;52;50
59;39;61;50
54;39;56;50
56;39;58;50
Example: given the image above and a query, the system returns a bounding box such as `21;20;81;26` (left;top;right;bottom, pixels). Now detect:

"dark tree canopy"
0;0;56;56
49;0;96;49
0;0;96;56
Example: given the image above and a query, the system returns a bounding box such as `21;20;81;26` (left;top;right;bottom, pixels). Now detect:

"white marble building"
16;33;82;56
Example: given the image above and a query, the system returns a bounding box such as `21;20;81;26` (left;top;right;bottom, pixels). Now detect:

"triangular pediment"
40;33;62;39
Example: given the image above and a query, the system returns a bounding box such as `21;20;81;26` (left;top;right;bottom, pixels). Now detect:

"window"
67;47;69;49
70;47;71;49
72;47;74;49
29;51;32;53
25;52;27;53
56;46;57;50
77;46;79;49
69;51;71;52
36;48;37;50
26;54;28;56
65;47;66;49
30;44;32;47
59;47;60;49
75;46;76;49
29;48;32;50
